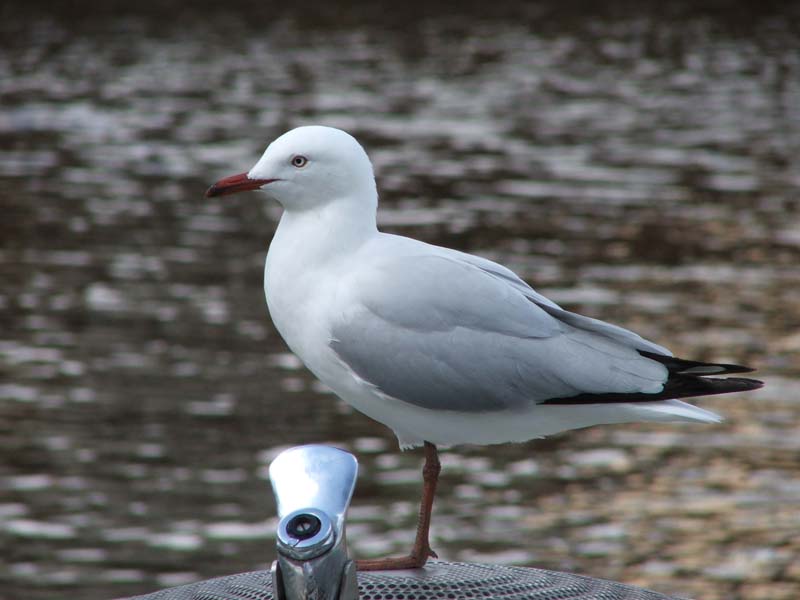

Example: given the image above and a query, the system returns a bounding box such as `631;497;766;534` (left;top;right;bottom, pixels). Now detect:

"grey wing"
452;249;673;356
330;254;668;413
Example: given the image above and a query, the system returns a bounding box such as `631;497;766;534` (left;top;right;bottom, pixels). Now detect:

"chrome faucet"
269;445;359;600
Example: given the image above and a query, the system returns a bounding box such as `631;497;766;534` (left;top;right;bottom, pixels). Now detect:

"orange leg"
356;442;441;571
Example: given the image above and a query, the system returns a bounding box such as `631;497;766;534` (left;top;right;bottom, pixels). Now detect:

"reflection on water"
2;3;800;600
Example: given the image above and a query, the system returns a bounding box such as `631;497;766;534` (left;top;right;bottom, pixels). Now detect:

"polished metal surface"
276;508;335;560
123;561;684;600
268;445;359;600
269;445;359;538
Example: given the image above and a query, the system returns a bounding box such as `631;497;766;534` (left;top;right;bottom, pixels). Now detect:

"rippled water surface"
2;3;800;599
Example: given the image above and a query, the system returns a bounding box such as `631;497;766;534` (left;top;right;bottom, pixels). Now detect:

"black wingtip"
726;377;764;391
543;375;764;405
639;351;757;375
686;362;755;375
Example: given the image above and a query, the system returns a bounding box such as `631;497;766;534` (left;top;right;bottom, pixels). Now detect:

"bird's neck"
270;196;378;266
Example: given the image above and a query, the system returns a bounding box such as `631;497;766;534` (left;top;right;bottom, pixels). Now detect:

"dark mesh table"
123;561;685;600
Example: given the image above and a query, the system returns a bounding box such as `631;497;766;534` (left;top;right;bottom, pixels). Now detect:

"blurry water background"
1;1;799;599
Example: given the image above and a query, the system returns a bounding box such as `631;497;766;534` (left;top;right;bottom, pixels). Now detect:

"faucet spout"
268;445;359;600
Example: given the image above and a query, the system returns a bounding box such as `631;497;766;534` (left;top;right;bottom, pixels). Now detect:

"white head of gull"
206;125;762;571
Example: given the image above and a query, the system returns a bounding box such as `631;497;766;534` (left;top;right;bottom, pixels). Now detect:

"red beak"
205;173;277;197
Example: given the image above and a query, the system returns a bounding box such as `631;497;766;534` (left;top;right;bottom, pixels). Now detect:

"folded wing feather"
330;253;669;413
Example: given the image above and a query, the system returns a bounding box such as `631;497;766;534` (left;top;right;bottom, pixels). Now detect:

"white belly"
264;245;432;446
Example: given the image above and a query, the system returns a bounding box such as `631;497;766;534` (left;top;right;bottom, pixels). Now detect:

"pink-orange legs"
356;442;441;571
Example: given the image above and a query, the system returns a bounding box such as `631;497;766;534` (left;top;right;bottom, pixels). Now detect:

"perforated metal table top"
123;560;686;600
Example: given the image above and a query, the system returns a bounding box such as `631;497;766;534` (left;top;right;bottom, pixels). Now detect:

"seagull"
206;125;763;571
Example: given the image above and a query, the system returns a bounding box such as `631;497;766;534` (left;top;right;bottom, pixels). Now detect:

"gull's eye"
291;155;308;168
